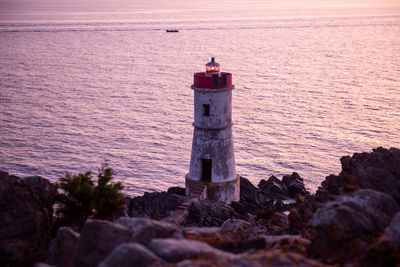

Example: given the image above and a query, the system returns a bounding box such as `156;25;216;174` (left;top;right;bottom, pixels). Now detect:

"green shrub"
54;164;124;230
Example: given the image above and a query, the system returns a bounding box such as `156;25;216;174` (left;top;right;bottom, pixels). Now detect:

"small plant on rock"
54;164;125;230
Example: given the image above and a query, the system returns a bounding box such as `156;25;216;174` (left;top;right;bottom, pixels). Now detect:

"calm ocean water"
1;1;399;196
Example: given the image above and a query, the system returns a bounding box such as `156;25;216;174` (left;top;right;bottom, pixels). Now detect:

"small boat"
166;29;179;33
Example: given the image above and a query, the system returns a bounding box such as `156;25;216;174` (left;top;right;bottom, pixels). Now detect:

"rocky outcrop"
184;199;242;227
0;171;56;265
317;147;400;203
230;176;269;215
306;189;399;264
148;238;234;263
128;191;189;220
98;243;163;267
49;227;80;267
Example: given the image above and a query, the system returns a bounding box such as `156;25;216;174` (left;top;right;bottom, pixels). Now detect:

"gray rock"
128;192;189;220
282;172;308;198
72;219;132;267
307;189;399;263
384;211;400;246
177;250;324;267
0;171;56;246
0;241;29;262
98;242;163;267
184;199;241;227
318;147;400;204
115;217;182;245
49;227;80;267
221;219;254;240
33;263;56;267
148;238;234;262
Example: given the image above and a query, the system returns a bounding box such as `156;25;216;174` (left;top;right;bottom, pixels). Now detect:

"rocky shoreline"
1;147;399;266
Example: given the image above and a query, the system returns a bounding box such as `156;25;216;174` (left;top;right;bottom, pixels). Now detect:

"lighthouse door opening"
201;159;212;182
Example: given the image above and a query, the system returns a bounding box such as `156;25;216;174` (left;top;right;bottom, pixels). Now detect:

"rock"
259;175;288;200
0;171;56;246
115;217;182;245
128;191;189;220
72;219;132;267
49;227;80;267
183;226;234;251
0;240;30;263
384;211;400;246
307;189;399;264
230;177;269;215
148;238;234;263
317;147;400;204
221;219;255;240
282;172;308;198
184;199;241;227
98;242;163;267
177;249;327;267
167;187;186;196
33;263;56;267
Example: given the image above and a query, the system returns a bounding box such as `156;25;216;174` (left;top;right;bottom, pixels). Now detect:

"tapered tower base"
185;174;240;204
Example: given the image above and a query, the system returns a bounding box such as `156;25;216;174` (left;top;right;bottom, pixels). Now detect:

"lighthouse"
185;57;240;204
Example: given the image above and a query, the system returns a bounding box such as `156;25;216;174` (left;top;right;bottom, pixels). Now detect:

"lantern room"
205;57;220;76
192;57;233;90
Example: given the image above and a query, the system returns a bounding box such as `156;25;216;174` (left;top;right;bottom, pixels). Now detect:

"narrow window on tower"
203;104;210;117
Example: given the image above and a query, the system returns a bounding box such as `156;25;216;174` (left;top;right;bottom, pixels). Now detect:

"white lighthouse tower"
185;57;240;204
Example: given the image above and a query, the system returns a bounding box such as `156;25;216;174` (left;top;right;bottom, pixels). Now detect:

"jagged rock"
282;172;308;198
167;187;186;196
259;175;288;200
128;192;188;220
221;219;254;240
72;220;132;267
0;240;30;263
0;171;56;246
115;217;182;245
49;227;80;267
357;212;400;267
148;238;234;263
177;249;327;267
98;242;164;267
230;177;269;215
184;199;241;227
384;211;400;246
317;147;400;204
307;189;399;264
0;171;56;266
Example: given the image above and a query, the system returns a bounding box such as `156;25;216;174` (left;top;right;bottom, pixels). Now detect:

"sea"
0;0;399;196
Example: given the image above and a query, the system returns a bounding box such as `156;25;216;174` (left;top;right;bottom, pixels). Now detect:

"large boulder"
115;217;182;245
128;192;188;220
148;238;234;263
317;147;400;203
307;189;399;264
177;249;326;267
49;227;80;267
72;220;132;267
358;211;400;267
0;171;56;265
0;171;56;245
98;243;163;267
184;199;241;227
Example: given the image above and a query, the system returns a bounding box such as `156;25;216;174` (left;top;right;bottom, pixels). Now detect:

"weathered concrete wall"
193;87;233;130
188;127;236;183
